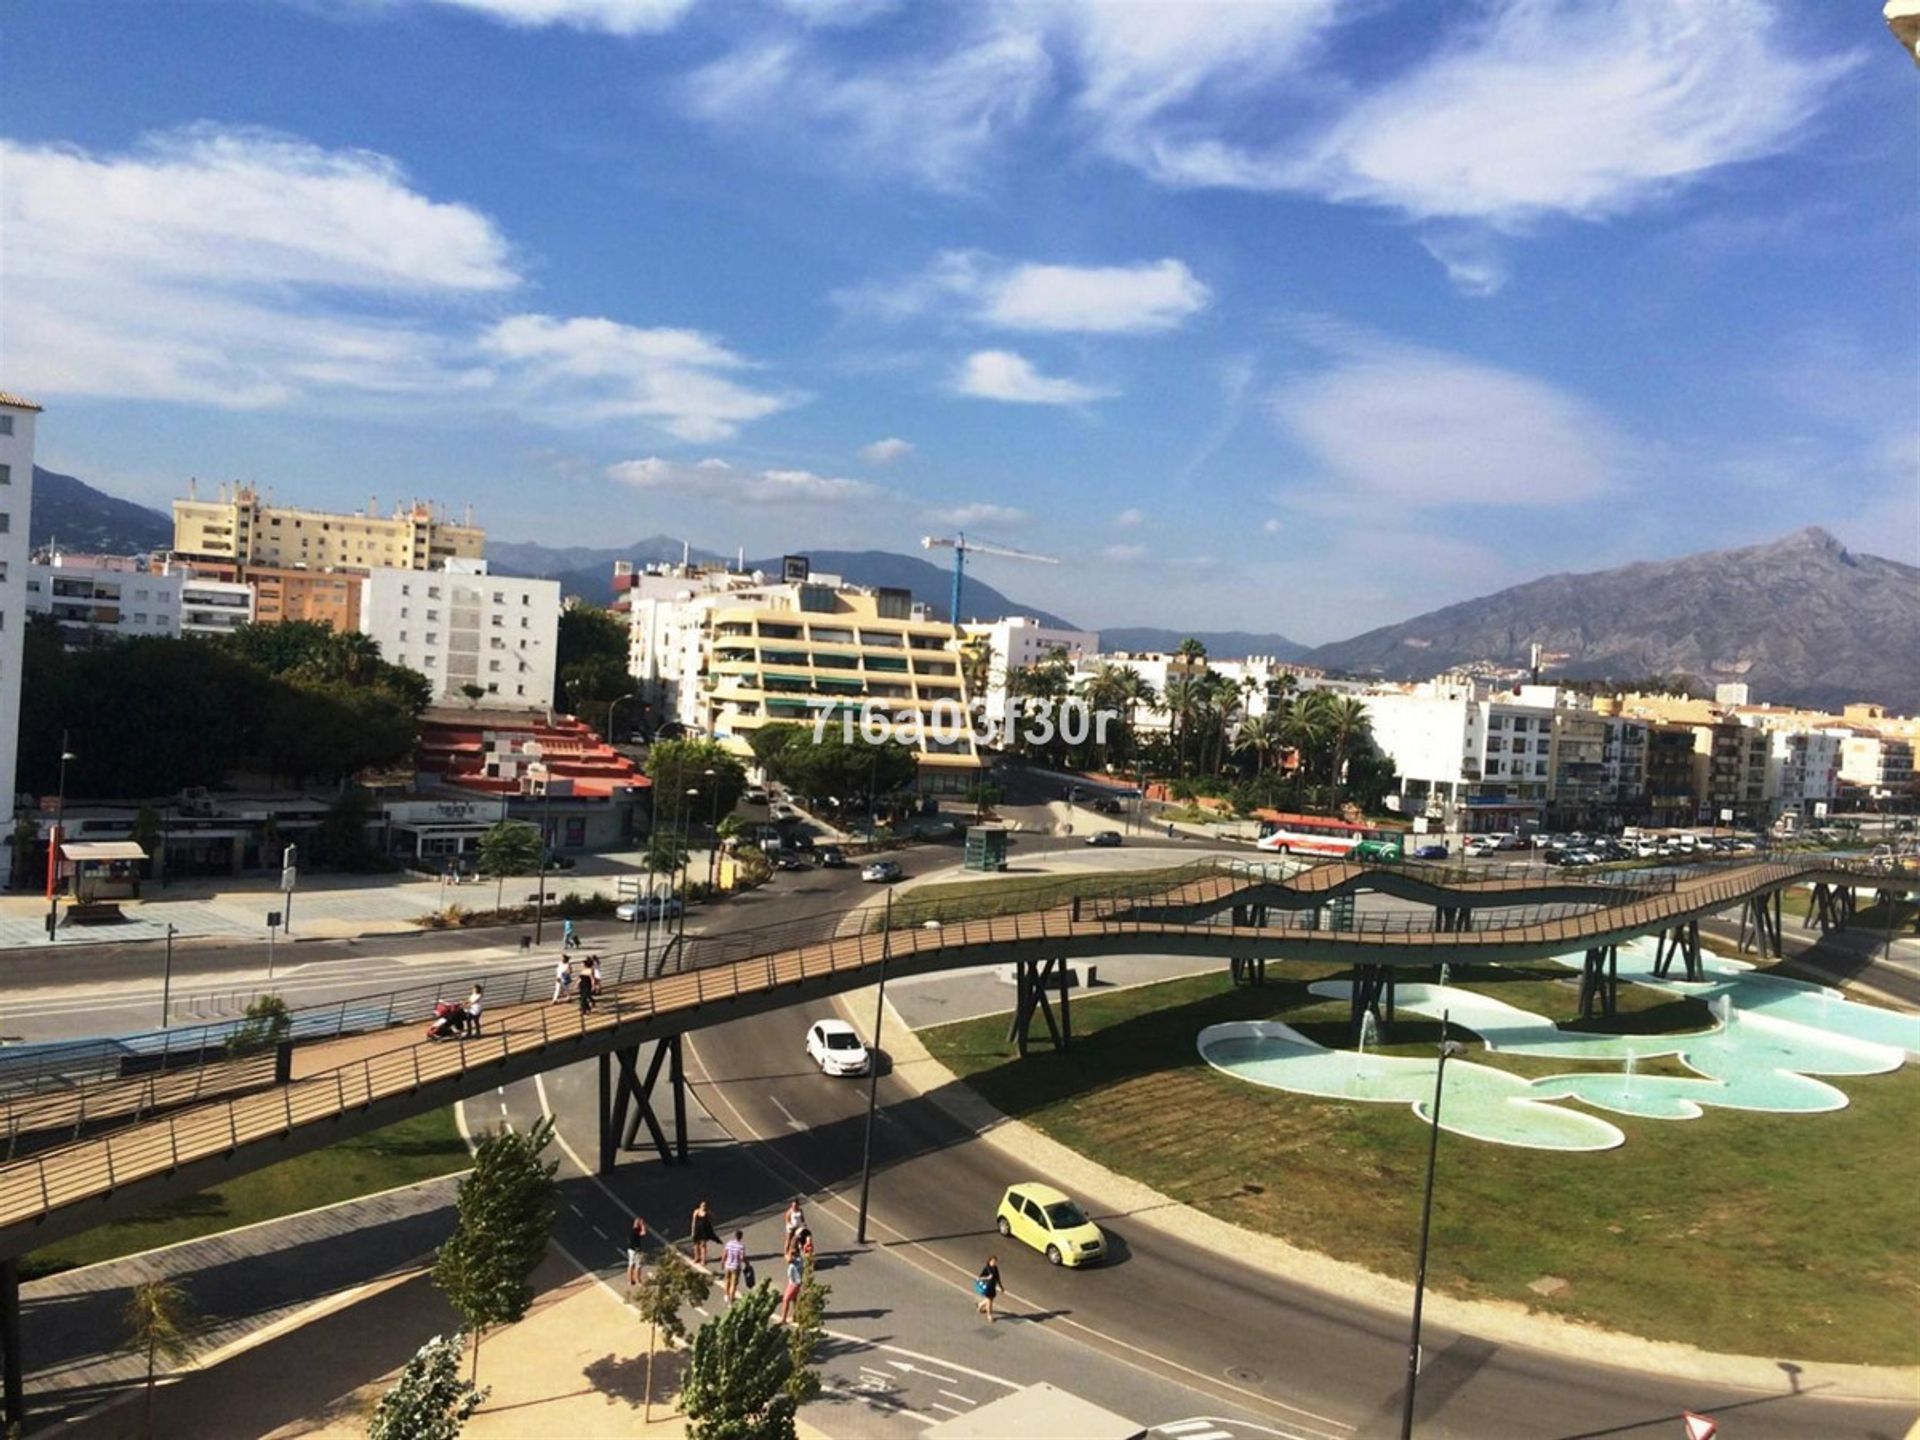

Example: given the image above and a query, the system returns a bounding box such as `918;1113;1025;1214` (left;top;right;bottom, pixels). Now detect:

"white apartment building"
1758;726;1843;822
1364;679;1558;832
0;392;39;820
172;566;257;636
961;616;1100;728
617;561;767;728
1066;651;1346;734
1838;732;1916;797
358;559;560;706
26;554;182;643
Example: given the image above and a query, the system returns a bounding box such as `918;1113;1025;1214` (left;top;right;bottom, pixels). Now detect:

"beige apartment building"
696;580;984;795
173;485;483;572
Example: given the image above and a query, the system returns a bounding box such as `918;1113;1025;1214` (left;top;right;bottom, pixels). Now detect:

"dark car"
816;846;847;868
1085;831;1123;848
1412;843;1448;860
1092;797;1124;815
772;851;809;871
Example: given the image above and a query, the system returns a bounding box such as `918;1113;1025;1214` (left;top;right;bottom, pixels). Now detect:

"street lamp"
45;731;76;943
606;692;636;745
533;781;555;944
679;786;699;936
1401;1012;1468;1440
703;767;720;891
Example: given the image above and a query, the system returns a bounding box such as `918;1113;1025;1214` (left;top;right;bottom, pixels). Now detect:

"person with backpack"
974;1255;1002;1322
578;960;595;1015
563;917;580;950
722;1230;748;1302
627;1214;648;1287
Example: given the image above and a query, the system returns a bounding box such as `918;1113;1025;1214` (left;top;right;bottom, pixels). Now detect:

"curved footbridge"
0;852;1911;1416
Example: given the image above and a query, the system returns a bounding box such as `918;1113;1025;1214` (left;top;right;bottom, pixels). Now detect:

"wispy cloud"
927;502;1028;528
953;350;1112;405
481;315;801;441
1;126;512;407
1101;543;1146;562
677;29;1050;192
859;436;915;464
1270;327;1631;507
1112;507;1145;528
840;250;1209;334
407;0;696;34
607;456;881;504
1417;228;1510;297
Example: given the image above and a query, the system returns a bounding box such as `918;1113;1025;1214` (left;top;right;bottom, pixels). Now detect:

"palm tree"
1242;709;1291;774
1163;672;1204;777
1324;696;1370;799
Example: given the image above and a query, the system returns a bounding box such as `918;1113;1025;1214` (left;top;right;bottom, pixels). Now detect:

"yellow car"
994;1183;1106;1267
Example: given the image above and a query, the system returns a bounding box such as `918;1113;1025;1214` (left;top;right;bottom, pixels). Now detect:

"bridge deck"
2;854;1911;1255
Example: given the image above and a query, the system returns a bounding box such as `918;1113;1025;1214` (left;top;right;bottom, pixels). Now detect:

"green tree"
121;1278;198;1439
432;1117;559;1382
130;804;163;877
315;785;381;871
477;820;542;911
225;994;291;1058
783;1254;830;1408
643;832;690;878
682;1281;796;1440
745;723;804;774
630;1257;714;1421
647;740;749;820
766;730;916;811
368;1332;489;1440
554;605;630;710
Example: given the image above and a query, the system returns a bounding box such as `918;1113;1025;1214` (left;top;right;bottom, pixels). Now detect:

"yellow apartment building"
172;485;484;573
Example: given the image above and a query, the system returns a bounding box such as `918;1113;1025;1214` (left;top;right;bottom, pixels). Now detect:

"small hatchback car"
994;1183;1105;1267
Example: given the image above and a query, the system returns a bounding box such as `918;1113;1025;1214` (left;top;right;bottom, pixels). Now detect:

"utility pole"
534;786;553;944
45;731;75;943
857;892;892;1243
161;924;177;1029
280;843;298;935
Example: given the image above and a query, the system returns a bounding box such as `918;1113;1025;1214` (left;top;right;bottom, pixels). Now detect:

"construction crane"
921;533;1060;622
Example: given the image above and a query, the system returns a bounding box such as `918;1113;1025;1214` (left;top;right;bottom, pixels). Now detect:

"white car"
614;894;682;922
805;1019;871;1077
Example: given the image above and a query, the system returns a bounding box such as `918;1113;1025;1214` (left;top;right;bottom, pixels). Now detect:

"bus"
1254;812;1405;861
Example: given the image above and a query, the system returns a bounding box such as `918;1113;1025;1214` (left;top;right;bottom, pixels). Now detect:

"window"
0;415;13;435
1510;716;1527;732
0;465;10;485
1537;739;1550;754
1535;761;1548;776
493;592;504;603
0;514;8;534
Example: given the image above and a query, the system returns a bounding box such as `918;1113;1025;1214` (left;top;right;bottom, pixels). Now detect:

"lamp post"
856;890;892;1244
45;732;75;943
161;924;176;1029
703;767;720;891
533;782;554;944
1401;1012;1468;1440
606;692;635;745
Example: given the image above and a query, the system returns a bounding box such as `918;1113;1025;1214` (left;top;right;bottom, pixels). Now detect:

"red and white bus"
1254;812;1405;861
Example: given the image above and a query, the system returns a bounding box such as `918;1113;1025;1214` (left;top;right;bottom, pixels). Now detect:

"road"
13;821;1917;1438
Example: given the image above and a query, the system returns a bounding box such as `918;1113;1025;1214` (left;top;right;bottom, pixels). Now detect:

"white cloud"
1289;1;1855;225
1;126;513;406
1270;333;1630;506
1417;229;1510;297
410;0;696;33
843;250;1208;335
678;29;1050;192
927;503;1028;528
481;315;800;441
1112;507;1145;528
607;456;880;504
1101;543;1146;562
953;350;1112;406
860;437;915;465
1261;518;1283;535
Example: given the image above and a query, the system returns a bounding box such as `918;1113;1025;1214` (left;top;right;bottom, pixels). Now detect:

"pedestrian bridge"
1;853;1912;1263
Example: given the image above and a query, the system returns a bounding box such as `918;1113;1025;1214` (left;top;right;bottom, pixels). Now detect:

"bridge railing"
0;856;1838;1238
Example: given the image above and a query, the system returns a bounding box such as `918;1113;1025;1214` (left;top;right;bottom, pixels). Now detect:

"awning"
60;841;148;861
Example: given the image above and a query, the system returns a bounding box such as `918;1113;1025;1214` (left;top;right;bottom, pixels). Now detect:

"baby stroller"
426;1001;469;1041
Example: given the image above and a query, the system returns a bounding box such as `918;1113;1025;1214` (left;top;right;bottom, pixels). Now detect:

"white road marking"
768;1095;808;1132
591;1226;608;1240
929;1402;964;1416
1161;1424;1221;1435
937;1389;976;1406
887;1358;960;1386
1159;1418;1317;1440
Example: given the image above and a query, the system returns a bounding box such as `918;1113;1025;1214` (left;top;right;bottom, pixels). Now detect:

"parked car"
771;802;800;820
1412;843;1448;860
994;1183;1105;1267
861;860;903;883
815;846;848;868
772;851;809;871
804;1019;870;1077
614;894;683;922
1085;831;1123;848
745;787;769;805
1091;797;1124;815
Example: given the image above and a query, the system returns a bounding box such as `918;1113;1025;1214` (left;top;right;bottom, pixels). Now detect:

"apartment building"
1692;720;1770;828
0;392;39;819
358;559;560;706
26;554;181;643
1065;652;1347;736
1760;728;1842;823
1838;732;1916;798
1644;724;1698;825
617;561;767;728
961;616;1100;729
174;568;257;636
183;559;363;631
1601;715;1651;816
1364;679;1556;832
173;485;483;572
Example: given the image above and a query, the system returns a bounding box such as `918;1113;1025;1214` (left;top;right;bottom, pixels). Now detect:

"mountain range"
1302;527;1920;712
27;471;1920;711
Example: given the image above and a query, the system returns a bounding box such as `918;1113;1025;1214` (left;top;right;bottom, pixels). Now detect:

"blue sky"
3;0;1914;641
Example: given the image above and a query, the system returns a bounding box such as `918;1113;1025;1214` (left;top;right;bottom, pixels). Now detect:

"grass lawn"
921;966;1920;1365
22;1107;469;1281
880;865;1201;929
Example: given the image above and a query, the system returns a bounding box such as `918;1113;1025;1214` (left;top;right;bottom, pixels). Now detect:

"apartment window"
424;655;437;666
1509;717;1527;732
489;660;501;672
1536;739;1550;753
1535;761;1548;776
520;617;529;629
0;416;13;435
493;592;504;604
1487;737;1504;753
491;615;503;627
0;514;8;534
427;609;440;621
0;465;10;485
401;584;411;596
426;632;439;645
399;631;408;643
428;586;442;599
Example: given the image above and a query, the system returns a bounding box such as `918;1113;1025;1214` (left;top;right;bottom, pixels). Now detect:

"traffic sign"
267;911;282;929
1682;1412;1718;1440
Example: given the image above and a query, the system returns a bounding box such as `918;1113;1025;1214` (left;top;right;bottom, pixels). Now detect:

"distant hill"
488;538;1077;627
1098;627;1307;661
1304;527;1920;712
28;467;172;554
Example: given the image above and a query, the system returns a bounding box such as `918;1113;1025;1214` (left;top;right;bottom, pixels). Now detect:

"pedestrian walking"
783;1196;805;1243
588;953;604;996
722;1230;748;1302
464;984;485;1037
626;1215;648;1287
1166;821;1176;839
578;961;596;1015
552;955;573;1004
690;1199;718;1266
563;917;580;950
779;1250;804;1324
974;1255;1002;1322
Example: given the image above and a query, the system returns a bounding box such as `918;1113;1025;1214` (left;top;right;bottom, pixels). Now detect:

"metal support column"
1230;955;1268;986
1;1256;20;1429
1578;944;1618;1020
1737;892;1782;958
1350;963;1395;1043
603;1038;688;1171
1652;919;1702;981
1006;957;1069;1057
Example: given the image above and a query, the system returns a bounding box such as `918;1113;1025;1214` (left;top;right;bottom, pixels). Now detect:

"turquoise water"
1196;934;1916;1151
